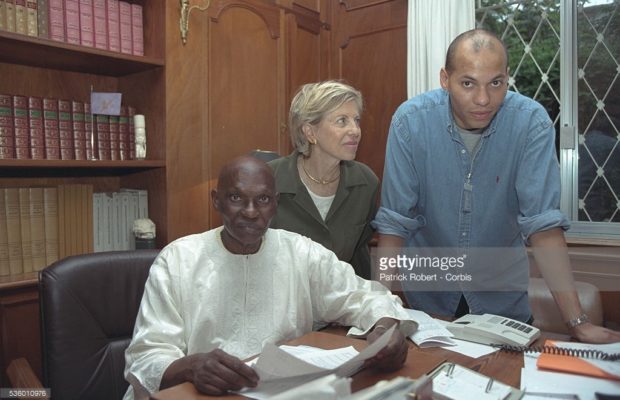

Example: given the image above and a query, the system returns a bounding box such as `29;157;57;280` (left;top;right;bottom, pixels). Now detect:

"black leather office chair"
248;149;281;162
37;250;159;400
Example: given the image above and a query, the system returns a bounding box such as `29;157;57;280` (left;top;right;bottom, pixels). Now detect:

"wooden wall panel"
0;287;41;386
207;4;284;228
165;0;211;240
330;0;407;181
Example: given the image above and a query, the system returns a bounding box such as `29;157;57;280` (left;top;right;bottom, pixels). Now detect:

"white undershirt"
302;180;335;221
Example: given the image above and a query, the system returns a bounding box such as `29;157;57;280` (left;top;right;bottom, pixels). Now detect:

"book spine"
26;0;37;36
48;0;65;42
78;0;93;47
29;187;46;271
13;95;29;160
84;102;94;160
0;1;6;31
58;99;74;160
85;184;93;253
109;114;119;160
43;187;58;266
36;0;48;38
64;0;80;45
28;96;45;160
43;97;60;160
18;187;33;273
0;188;9;276
105;0;119;52
92;0;106;50
4;188;23;275
118;0;131;54
118;105;129;160
71;100;86;160
0;94;15;160
128;105;135;159
95;114;110;160
14;0;27;34
130;3;142;56
5;0;16;32
138;189;148;218
56;184;65;259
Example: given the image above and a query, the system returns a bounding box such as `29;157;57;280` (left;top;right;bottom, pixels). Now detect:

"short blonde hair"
289;80;363;156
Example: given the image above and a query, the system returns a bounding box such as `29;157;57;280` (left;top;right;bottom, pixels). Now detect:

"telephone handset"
446;313;540;347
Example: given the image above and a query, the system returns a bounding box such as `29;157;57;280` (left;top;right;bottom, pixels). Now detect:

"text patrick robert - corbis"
377;254;472;282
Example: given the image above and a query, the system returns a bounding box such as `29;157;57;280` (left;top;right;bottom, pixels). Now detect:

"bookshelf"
0;0;166;384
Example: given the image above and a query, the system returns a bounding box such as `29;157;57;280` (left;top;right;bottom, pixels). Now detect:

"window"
476;0;620;239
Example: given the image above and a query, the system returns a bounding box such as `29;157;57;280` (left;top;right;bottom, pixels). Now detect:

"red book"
84;102;94;159
71;100;86;160
109;114;119;160
93;0;107;50
106;0;119;52
78;0;94;47
64;0;80;45
95;114;110;160
28;96;45;160
118;1;131;54
0;94;15;160
43;98;60;160
58;99;74;160
130;3;142;56
49;0;65;42
13;95;29;160
127;105;135;159
118;105;129;160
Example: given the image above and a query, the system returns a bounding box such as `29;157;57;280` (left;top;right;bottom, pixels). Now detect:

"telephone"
446;313;540;346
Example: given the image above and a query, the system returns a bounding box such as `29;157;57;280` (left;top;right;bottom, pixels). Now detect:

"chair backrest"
248;149;281;162
39;250;159;400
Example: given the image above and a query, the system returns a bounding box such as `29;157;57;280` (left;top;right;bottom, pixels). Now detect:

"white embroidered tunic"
124;228;414;398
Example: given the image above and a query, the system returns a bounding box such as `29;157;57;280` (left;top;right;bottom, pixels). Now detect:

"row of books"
0;184;149;277
0;93;138;160
93;188;148;253
0;0;144;56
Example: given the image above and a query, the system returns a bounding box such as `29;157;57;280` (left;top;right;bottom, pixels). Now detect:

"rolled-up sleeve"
515;111;570;239
372;112;426;239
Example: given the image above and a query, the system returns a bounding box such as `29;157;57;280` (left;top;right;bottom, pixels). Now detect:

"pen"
524;391;580;399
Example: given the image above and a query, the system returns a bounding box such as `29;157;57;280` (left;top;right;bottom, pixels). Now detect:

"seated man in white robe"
123;155;416;398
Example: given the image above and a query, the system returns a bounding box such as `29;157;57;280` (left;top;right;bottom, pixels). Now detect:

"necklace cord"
302;158;340;185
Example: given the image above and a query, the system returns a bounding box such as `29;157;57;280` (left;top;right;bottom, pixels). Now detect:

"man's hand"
161;349;259;395
572;323;620;344
363;319;408;371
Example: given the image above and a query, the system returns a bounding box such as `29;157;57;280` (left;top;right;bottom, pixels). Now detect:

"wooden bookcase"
0;0;166;384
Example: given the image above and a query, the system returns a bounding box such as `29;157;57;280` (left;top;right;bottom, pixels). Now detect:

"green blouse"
268;152;379;279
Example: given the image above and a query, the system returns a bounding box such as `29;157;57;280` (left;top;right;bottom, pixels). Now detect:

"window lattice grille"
476;0;620;223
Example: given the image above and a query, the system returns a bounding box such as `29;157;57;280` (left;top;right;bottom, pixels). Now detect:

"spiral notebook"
536;340;620;381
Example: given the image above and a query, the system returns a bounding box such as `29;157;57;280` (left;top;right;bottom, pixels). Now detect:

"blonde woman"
268;81;378;279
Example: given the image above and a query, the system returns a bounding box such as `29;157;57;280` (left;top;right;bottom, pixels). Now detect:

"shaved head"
217;156;276;193
445;29;508;73
212;155;278;254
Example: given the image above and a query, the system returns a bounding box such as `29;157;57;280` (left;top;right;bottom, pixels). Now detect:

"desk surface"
151;326;527;399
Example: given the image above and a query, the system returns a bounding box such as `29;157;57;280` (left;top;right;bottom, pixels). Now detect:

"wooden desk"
151;326;527;399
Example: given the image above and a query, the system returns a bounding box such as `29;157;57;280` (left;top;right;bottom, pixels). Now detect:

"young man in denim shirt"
373;28;619;343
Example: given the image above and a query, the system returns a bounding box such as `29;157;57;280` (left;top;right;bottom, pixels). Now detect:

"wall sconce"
180;0;212;45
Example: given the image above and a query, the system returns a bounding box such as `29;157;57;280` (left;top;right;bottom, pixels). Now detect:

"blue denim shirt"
372;89;570;321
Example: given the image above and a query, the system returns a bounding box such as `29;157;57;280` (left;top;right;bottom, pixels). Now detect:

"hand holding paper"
364;320;409;371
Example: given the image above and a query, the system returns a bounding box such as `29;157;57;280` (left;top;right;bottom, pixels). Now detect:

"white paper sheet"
406;309;456;347
240;325;397;399
520;368;620;399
